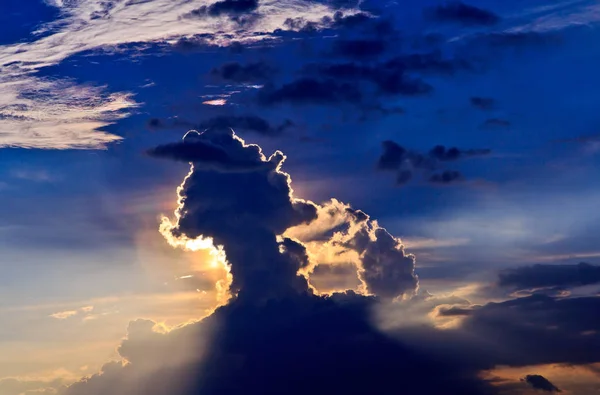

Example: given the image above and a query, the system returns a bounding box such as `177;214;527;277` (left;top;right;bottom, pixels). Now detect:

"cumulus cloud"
148;115;293;136
377;140;490;186
57;130;600;395
155;129;318;300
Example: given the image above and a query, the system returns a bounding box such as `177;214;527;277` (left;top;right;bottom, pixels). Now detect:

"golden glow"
159;163;232;306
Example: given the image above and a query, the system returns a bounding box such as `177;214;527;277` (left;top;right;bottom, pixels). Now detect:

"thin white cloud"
0;0;344;149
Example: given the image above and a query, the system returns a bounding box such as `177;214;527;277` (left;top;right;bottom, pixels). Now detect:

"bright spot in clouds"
202;99;228;106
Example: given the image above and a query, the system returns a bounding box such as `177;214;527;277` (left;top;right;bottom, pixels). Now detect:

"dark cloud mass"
429;145;491;161
187;0;259;17
498;262;600;290
427;2;500;26
523;375;561;392
197;116;293;136
377;140;489;186
157;130;317;300
60;129;600;395
147;115;292;136
210;61;275;83
259;78;363;105
331;39;387;58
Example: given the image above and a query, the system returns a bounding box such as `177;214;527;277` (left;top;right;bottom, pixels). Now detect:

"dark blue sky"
1;0;600;394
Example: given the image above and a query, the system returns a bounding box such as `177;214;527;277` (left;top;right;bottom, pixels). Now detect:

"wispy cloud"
0;0;344;149
49;310;78;319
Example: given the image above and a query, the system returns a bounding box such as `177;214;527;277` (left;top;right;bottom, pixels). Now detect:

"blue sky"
1;0;600;394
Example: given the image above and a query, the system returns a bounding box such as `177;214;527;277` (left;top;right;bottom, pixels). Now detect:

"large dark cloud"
377;140;490;186
426;2;500;26
61;130;600;395
330;39;387;59
302;51;472;99
62;130;502;395
459;294;600;366
210;61;275;83
498;262;600;290
157;130;317;300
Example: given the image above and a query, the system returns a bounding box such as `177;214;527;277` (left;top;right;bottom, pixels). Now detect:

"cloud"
470;96;495;110
258;78;363;105
377;140;490;186
460;294;600;366
197;115;293;136
210;61;276;83
426;2;500;26
149;115;293;137
57;131;600;395
330;39;387;58
498;262;600;290
186;0;259;18
428;145;491;161
0;0;343;149
156;130;318;300
522;375;561;392
285;199;419;299
302;50;472;101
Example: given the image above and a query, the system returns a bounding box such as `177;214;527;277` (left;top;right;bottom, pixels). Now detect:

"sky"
1;0;600;394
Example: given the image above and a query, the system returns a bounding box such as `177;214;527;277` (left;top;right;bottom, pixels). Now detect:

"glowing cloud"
155;130;418;301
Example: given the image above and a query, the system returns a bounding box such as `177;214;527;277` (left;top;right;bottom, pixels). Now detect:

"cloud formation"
210;61;276;83
377;140;490;186
498;262;600;290
56;129;600;395
0;0;343;149
148;115;293;136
